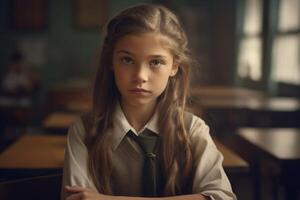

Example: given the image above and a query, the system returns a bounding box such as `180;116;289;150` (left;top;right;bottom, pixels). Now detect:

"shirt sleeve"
190;115;237;200
61;118;97;200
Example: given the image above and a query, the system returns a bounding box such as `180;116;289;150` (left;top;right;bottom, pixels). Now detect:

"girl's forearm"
65;186;209;200
111;194;208;200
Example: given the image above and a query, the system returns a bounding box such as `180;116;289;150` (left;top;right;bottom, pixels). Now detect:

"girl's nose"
133;65;149;83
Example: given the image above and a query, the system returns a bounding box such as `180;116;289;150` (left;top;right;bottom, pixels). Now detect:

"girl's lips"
129;88;151;93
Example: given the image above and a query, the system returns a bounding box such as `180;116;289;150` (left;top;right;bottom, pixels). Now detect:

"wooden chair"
0;173;62;200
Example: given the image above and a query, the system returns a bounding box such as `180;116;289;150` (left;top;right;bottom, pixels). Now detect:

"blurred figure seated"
0;51;40;107
0;51;41;135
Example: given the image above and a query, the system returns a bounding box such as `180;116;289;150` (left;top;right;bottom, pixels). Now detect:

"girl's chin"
121;98;157;108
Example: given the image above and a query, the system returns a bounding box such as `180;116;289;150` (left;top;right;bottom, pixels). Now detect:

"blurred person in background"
0;51;41;138
1;51;40;100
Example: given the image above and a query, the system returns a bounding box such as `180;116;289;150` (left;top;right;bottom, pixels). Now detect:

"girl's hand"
65;185;107;200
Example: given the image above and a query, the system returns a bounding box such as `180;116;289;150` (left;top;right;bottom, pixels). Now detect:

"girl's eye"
121;57;134;65
150;59;165;68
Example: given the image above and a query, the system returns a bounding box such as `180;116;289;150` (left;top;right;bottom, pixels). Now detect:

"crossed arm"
65;186;209;200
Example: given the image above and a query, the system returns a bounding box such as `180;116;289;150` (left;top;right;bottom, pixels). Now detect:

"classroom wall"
0;0;237;87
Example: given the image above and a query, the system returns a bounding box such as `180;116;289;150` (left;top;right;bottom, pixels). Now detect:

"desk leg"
271;175;279;200
252;161;262;200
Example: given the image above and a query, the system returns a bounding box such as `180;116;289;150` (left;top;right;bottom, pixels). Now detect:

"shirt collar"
111;101;159;150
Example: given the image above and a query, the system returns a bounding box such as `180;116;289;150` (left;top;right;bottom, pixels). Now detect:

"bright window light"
238;37;262;81
272;35;300;84
278;0;300;31
243;0;263;35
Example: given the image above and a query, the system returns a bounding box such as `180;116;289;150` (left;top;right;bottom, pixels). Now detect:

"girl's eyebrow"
148;55;168;59
117;50;168;58
117;50;132;55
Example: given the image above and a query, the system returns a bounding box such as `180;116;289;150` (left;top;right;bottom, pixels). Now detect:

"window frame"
235;0;300;96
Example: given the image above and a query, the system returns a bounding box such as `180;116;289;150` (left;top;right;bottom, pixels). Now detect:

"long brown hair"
85;4;194;196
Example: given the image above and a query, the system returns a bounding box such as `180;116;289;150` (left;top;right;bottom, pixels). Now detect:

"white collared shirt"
110;103;159;149
61;103;236;200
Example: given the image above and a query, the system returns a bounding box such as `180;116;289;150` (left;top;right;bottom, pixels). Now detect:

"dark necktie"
128;129;160;197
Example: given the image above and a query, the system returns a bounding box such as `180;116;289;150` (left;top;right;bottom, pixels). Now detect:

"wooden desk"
0;134;247;172
42;112;79;130
0;134;66;169
66;101;90;112
191;86;264;99
237;128;300;200
192;95;300;112
49;80;92;110
189;96;300;139
190;86;300;111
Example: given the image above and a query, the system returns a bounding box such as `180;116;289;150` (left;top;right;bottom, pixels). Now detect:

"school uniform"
61;103;236;200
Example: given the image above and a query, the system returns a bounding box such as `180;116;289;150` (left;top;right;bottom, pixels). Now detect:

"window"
272;35;300;84
272;0;300;85
238;38;262;81
236;0;300;95
237;0;263;81
278;0;300;31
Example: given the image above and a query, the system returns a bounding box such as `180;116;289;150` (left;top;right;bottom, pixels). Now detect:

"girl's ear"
170;62;179;77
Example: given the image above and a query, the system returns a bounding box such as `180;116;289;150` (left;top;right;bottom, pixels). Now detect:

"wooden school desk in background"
237;128;300;200
190;86;300;112
189;86;300;139
65;100;91;112
42;112;79;132
48;79;92;111
190;86;264;99
0;134;66;182
0;134;66;169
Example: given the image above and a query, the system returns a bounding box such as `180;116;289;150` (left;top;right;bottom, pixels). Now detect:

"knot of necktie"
127;129;158;156
146;153;156;158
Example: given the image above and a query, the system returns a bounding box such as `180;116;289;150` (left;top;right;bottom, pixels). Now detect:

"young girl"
62;4;236;200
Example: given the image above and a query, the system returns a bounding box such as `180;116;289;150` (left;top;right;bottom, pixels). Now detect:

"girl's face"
112;33;178;108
